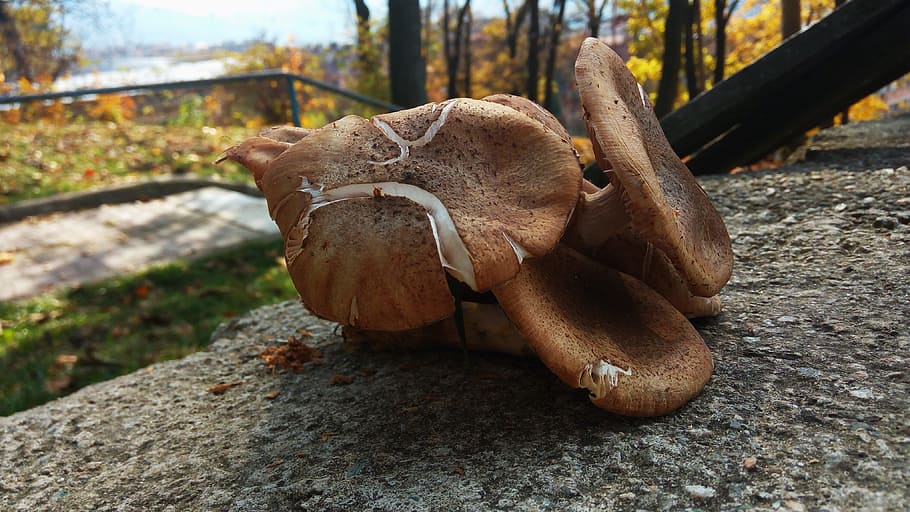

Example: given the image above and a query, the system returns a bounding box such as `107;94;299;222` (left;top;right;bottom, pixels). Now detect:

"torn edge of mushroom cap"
575;37;733;297
492;245;714;417
217;136;292;190
291;180;478;291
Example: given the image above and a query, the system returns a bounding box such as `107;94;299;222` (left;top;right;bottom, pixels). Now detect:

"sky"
81;0;504;49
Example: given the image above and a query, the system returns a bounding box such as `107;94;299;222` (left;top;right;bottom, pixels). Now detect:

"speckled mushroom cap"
482;94;574;147
575;38;733;297
493;245;714;416
223;98;581;331
564;184;722;318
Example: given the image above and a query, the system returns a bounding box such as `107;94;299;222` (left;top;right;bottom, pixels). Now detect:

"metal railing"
0;70;401;126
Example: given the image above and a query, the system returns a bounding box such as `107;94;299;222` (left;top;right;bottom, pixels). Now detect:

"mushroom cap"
227;98;581;330
564;185;723;318
286;196;455;331
493;245;714;417
575;38;733;297
482;93;574;147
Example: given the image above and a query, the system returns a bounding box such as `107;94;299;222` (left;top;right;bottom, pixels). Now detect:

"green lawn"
0;121;255;203
0;239;296;416
0;121;300;416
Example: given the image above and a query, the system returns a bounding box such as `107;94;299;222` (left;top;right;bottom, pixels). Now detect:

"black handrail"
0;69;402;126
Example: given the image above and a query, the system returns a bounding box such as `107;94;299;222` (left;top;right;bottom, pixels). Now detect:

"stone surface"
2;137;910;510
0;187;277;300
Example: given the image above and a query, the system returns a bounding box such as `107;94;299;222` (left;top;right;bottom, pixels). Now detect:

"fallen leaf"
743;457;758;471
452;467;465;476
321;431;337;443
264;391;280;400
135;284;149;299
207;381;244;395
56;354;78;365
45;375;73;393
264;459;285;469
261;336;322;373
329;374;355;386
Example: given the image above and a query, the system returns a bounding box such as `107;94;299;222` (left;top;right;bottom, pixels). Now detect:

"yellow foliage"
88;94;136;124
726;0;836;76
848;94;890;123
571;136;596;166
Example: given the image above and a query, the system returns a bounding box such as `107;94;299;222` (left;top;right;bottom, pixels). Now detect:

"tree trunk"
782;0;801;39
353;0;372;77
443;0;471;98
713;0;726;83
463;3;472;97
684;0;700;98
526;0;540;101
0;1;34;83
543;0;567;111
713;0;740;84
389;0;428;107
655;0;686;117
581;0;608;38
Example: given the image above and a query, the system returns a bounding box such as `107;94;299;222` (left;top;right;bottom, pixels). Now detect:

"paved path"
0;187;278;301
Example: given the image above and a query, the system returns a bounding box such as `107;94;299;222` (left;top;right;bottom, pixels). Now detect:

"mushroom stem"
342;302;530;356
567;183;631;250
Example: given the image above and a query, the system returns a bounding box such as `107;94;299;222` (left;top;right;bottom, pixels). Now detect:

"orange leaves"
260;335;322;373
135;284;150;299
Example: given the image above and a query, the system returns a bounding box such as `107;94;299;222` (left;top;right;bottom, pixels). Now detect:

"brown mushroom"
493;245;713;416
223;98;581;331
572;38;733;299
565;183;723;318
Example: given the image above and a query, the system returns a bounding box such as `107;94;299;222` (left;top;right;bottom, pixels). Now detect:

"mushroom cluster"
222;39;733;417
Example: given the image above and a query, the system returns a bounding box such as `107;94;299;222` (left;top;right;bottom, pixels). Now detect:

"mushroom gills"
293;179;479;291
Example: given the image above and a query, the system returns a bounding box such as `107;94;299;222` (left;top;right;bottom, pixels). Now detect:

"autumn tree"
350;0;388;103
542;0;567;111
712;0;740;83
575;0;609;37
0;0;91;87
442;0;472;98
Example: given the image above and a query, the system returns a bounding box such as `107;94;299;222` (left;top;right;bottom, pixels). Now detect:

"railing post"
286;75;302;127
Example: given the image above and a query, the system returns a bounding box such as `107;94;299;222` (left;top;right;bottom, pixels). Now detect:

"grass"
0;120;302;415
0;121;255;204
0;238;296;416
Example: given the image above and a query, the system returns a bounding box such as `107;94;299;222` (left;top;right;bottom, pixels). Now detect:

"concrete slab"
163;187;277;235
